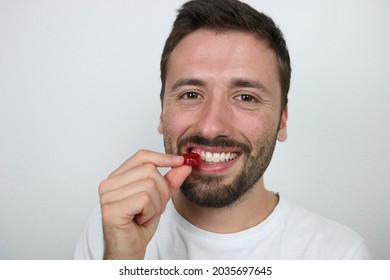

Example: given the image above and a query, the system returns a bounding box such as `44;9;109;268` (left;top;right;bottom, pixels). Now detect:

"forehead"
165;29;281;94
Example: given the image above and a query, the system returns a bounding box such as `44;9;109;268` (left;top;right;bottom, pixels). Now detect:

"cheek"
237;112;271;134
236;112;279;145
162;110;192;137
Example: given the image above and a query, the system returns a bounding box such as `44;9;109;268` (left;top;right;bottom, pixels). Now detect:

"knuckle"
100;203;114;221
142;162;157;173
99;192;109;205
98;179;111;196
138;191;153;206
143;177;156;189
135;149;149;158
142;191;161;214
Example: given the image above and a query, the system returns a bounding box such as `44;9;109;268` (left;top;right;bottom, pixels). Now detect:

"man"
74;0;371;259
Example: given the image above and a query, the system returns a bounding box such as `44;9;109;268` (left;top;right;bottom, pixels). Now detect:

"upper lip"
183;145;241;155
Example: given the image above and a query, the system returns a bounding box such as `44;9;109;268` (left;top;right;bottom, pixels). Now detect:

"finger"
109;149;184;177
102;191;158;227
99;163;171;205
118;191;160;226
100;177;164;214
164;165;193;195
101;162;167;193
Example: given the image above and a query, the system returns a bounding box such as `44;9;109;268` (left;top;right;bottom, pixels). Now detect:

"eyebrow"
170;78;205;92
231;78;269;93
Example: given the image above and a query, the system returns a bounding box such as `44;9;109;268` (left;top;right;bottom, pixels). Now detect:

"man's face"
158;29;287;208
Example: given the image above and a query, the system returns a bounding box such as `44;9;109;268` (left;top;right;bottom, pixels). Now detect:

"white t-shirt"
74;195;371;259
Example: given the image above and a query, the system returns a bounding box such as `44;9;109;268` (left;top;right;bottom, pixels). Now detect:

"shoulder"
280;196;358;237
276;196;371;259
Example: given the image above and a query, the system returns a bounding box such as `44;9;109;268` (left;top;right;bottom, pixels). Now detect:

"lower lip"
193;155;240;173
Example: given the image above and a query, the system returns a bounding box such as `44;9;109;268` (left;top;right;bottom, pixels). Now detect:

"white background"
0;0;389;259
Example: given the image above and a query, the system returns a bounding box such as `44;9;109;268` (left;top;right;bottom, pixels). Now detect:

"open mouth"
187;147;240;164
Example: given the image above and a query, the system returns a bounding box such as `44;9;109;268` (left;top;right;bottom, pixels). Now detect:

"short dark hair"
160;0;291;109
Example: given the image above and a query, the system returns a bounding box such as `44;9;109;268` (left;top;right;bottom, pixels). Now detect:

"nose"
193;94;233;139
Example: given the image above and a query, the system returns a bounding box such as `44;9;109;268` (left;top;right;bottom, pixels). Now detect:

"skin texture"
100;29;288;259
159;30;287;232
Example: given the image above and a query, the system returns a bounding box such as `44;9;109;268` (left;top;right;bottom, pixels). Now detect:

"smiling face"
159;29;287;208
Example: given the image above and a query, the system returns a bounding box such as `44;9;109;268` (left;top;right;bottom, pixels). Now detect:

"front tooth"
212;153;220;163
205;152;213;162
197;151;238;163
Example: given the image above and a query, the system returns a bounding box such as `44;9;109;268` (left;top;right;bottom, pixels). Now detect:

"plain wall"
0;0;389;259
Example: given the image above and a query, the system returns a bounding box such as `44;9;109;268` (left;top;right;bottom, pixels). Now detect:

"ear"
157;112;163;134
277;105;288;142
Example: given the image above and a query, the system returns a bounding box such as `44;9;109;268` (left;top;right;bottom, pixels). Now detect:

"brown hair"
160;0;291;109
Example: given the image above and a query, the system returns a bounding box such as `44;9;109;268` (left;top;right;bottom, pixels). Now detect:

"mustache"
177;135;251;155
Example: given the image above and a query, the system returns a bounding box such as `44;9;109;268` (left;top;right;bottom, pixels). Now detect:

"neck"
172;178;279;233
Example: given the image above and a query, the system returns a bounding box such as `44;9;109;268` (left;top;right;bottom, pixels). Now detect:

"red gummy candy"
183;152;201;166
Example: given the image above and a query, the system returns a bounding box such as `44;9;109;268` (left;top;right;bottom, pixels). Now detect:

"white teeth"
205;152;213;162
198;151;238;163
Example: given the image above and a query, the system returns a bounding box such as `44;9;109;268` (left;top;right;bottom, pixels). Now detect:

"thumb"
164;165;192;195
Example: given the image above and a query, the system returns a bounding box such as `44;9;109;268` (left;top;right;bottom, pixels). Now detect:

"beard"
163;132;278;208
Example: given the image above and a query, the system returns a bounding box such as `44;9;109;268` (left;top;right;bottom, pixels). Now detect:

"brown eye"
238;94;255;102
182;91;199;99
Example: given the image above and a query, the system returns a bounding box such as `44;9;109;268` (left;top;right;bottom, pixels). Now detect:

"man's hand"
98;149;192;259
